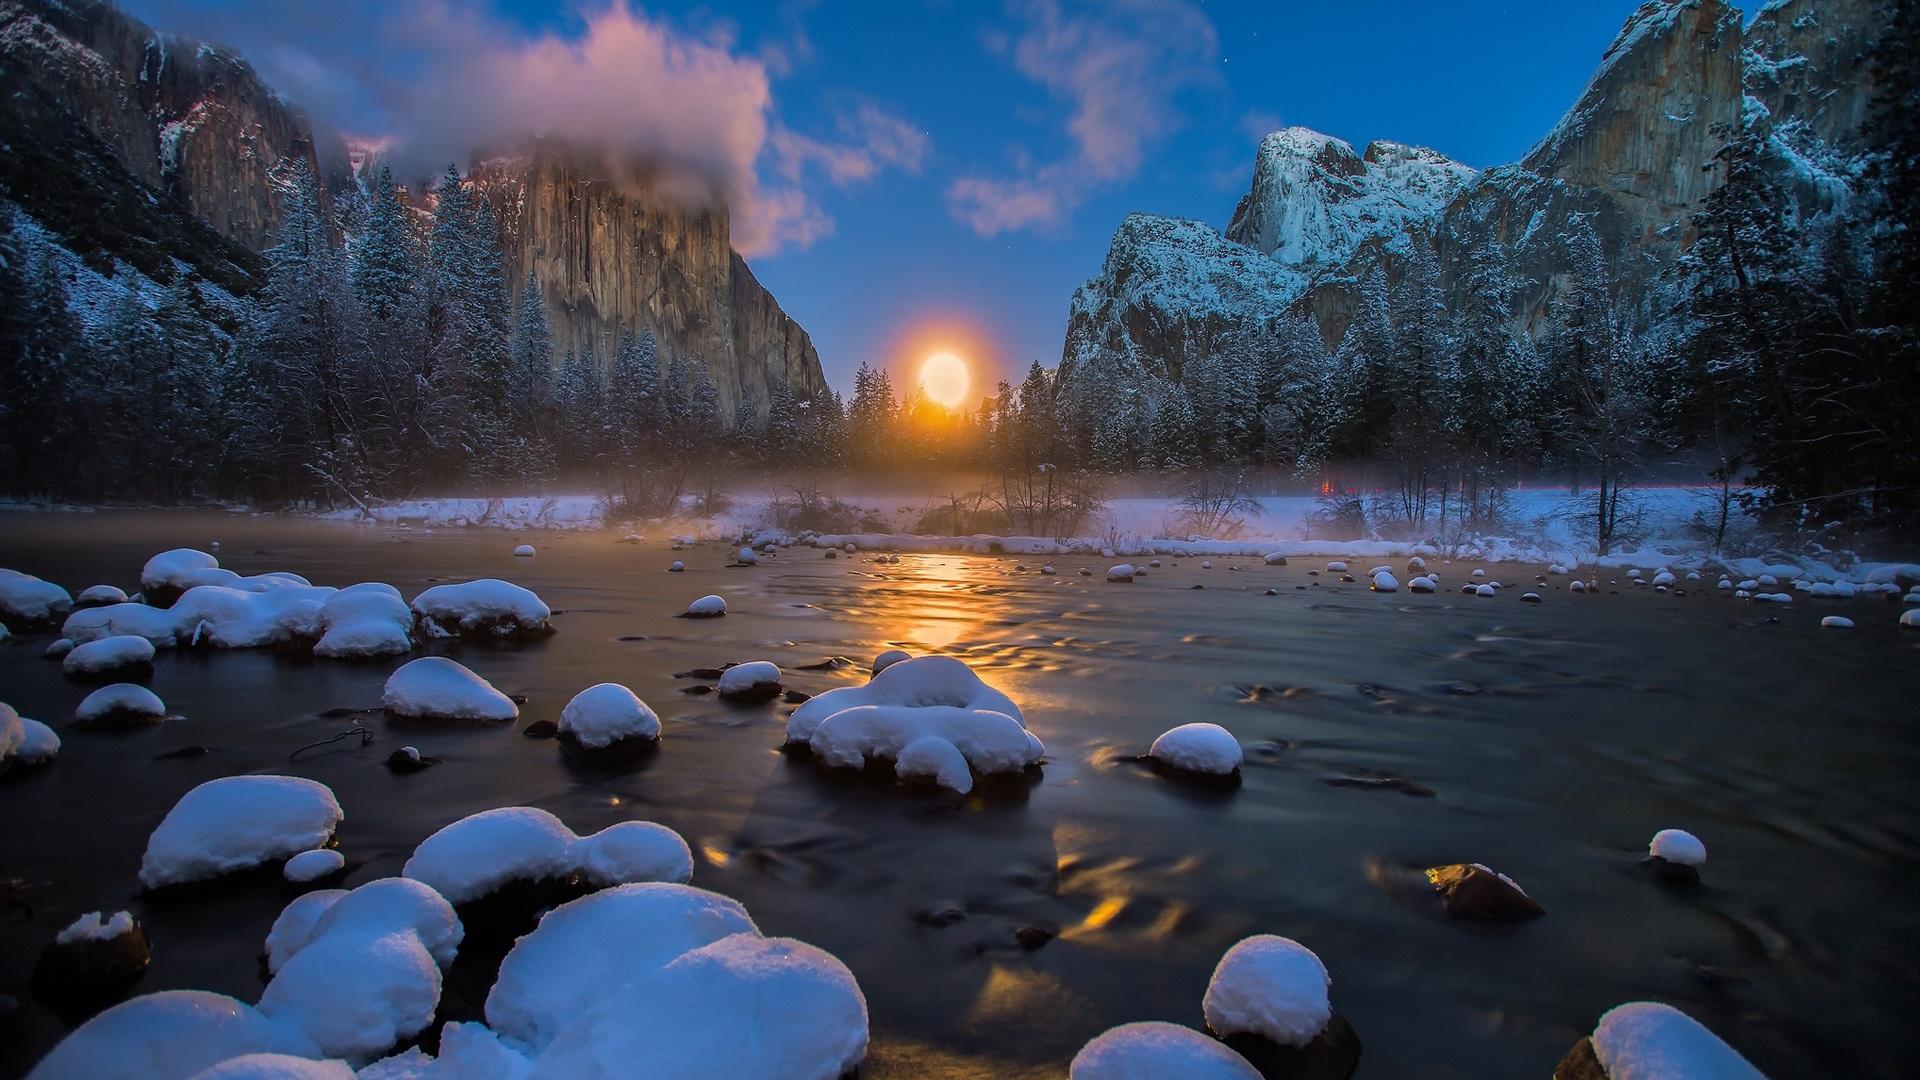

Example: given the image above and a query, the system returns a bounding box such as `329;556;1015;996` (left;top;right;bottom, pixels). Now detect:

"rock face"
1064;0;1889;378
472;151;826;422
0;0;341;253
1226;127;1476;270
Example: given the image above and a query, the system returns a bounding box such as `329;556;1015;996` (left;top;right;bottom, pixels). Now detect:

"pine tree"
351;166;416;319
1151;382;1199;470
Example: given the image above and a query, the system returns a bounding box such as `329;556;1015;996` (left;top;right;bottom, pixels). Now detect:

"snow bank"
411;580;552;639
402;807;690;906
1071;1021;1262;1080
558;684;660;749
1202;935;1333;1048
25;990;319;1080
382;657;518;722
0;567;72;627
786;656;1039;792
1589;1002;1764;1079
63;634;156;678
322;496;604;531
1148;723;1243;776
76;683;167;725
140;776;344;889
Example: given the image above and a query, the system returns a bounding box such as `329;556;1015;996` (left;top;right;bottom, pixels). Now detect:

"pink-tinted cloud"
947;0;1219;236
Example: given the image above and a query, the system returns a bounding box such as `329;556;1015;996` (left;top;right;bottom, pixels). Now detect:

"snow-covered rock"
1425;863;1543;919
64;584;336;651
1371;570;1398;592
1649;829;1706;867
2;703;60;768
716;661;783;702
1106;563;1136;582
139;550;310;605
1902;608;1920;629
76;683;167;725
0;567;72;628
189;1054;354;1080
558;683;660;750
75;584;129;608
313;584;413;658
1070;1021;1261;1080
784;656;1040;792
1474;584;1497;597
1203;935;1333;1048
1556;1002;1765;1080
512;544;535;557
1408;575;1437;593
140;776;344;889
1147;723;1243;777
402;807;691;906
382;657;517;722
1572;580;1590;593
411;580;552;639
25;990;320;1080
872;648;911;674
256;877;463;1063
736;546;758;565
683;594;727;618
1263;552;1288;566
283;850;346;884
63;634;157;679
1325;561;1348;572
481;883;868;1079
43;637;75;659
34;909;151;1005
667;560;685;572
1820;615;1853;628
265;891;349;976
1652;571;1676;586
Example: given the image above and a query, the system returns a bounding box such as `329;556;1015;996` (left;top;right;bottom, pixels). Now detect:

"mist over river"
2;511;1917;1078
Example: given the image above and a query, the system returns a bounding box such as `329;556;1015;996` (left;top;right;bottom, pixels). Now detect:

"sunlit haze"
917;351;971;410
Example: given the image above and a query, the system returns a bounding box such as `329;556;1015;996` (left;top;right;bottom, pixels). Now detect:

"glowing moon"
919;351;971;409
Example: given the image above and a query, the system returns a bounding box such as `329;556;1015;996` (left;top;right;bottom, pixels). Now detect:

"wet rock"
151;745;211;761
1321;774;1435;798
796;657;854;672
1553;1036;1607;1080
386;746;440;773
674;668;729;680
521;720;559;739
824;549;838;559
783;689;812;704
1218;1013;1363;1080
914;904;967;928
31;912;151;1006
1646;857;1701;886
1425;863;1543;920
1265;589;1278;596
1013;926;1055;951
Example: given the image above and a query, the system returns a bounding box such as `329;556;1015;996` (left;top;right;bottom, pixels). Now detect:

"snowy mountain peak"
1225;126;1475;270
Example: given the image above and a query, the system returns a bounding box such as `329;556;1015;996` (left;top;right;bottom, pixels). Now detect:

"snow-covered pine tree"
1150;381;1199;470
351;166;416;320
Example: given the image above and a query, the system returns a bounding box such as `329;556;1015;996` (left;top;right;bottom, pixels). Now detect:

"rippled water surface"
3;511;1918;1078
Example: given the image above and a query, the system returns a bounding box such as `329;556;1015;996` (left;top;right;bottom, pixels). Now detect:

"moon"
919;351;971;410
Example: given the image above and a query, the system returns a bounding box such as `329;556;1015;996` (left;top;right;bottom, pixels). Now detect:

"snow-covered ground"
311;484;1920;585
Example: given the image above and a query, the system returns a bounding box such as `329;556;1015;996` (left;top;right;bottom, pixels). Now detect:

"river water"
1;511;1916;1078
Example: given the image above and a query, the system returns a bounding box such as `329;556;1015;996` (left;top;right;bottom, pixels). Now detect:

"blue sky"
128;1;1650;396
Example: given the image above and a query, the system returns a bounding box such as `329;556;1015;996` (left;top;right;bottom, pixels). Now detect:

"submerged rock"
1424;863;1543;920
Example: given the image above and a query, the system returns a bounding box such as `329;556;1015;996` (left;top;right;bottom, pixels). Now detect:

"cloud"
123;0;915;256
947;0;1219;236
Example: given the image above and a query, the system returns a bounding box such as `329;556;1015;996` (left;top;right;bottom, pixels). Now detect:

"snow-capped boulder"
63;634;157;681
1647;829;1706;885
43;636;73;658
784;656;1041;793
32;910;151;1005
682;594;727;618
1472;568;1486;578
512;544;536;558
1820;615;1854;628
0;567;72;629
872;648;911;674
1424;863;1542;919
1757;574;1779;586
1201;560;1213;569
1325;561;1348;572
255;879;463;1062
1039;564;1057;575
1716;579;1732;590
140;776;344;889
1752;592;1793;604
1263;552;1288;566
411;580;553;640
667;560;685;572
894;736;975;793
62;583;342;651
1408;576;1437;593
1;703;60;769
74;584;129;609
1521;592;1543;603
283;849;346;884
717;660;783;702
1106;564;1137;582
1652;571;1676;586
1571;580;1590;593
1070;1021;1261;1080
189;1055;354;1080
558;683;661;751
76;683;167;726
382;657;517;722
481;883;868;1079
1407;556;1427;571
139;550;310;608
264;891;349;976
402;807;692;909
24;990;319;1080
736;547;758;565
1370;570;1398;592
1553;1002;1765;1080
1902;608;1920;629
1204;935;1333;1047
1474;584;1497;598
1147;723;1243;778
313;584;413;658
